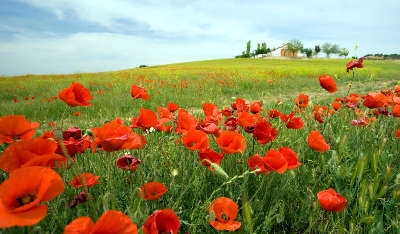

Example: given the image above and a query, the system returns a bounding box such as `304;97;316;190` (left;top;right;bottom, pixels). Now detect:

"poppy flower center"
125;158;133;165
150;191;158;196
16;193;36;207
220;213;230;222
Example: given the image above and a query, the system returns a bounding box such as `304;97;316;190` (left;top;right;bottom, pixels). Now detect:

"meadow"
0;58;400;233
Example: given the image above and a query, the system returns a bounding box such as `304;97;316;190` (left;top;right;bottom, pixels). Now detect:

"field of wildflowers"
0;58;399;233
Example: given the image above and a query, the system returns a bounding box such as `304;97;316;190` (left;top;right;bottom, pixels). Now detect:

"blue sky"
1;0;399;75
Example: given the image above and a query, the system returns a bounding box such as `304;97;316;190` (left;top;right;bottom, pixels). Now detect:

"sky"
0;0;399;76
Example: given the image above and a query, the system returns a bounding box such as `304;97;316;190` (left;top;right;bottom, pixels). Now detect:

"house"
256;43;303;58
270;43;302;57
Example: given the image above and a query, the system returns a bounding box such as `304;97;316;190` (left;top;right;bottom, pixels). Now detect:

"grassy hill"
0;58;400;233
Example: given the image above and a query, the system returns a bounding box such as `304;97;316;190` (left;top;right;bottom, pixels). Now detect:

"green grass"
0;58;400;233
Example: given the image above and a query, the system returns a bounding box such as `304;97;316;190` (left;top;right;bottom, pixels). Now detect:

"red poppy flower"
157;107;173;122
238;112;259;128
307;131;330;152
0;115;39;145
363;92;389;109
91;118;146;152
142;209;180;234
68;173;100;189
250;101;264;113
41;130;55;139
64;210;138;234
340;94;359;108
202;103;222;122
139;182;168;200
0;138;67;173
153;108;173;132
279;146;301;170
313;112;324;123
280;113;295;123
62;127;81;140
351;117;371;127
116;155;141;171
346;58;363;72
198;148;225;171
313;105;328;123
247;154;267;174
55;127;90;158
396;129;400;138
182;129;210;151
69;191;90;208
253;120;277;144
263;149;288;174
295;94;309;108
197;122;220;136
286;117;304;129
73;112;80;116
268;109;281;118
209;197;241;231
221;107;232;117
216;131;246;154
0;166;64;228
135;108;159;130
131;85;150;100
167;103;179;112
224;117;238;131
175;109;197;135
58;82;93;107
232;98;249;112
332;102;342;111
59;135;91;158
317;188;347;212
393;96;400;105
319;75;337;93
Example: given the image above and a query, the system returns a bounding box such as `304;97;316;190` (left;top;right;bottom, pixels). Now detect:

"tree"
331;44;340;54
287;39;303;55
256;43;261;55
302;48;313;58
322;43;332;57
314;45;321;57
246;40;251;56
235;40;270;58
261;43;267;53
322;43;341;58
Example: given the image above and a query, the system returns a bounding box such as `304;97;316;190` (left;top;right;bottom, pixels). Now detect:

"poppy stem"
251;137;255;157
106;151;117;208
346;83;352;97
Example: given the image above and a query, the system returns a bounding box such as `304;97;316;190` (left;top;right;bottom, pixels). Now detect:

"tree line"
235;40;350;58
364;53;400;60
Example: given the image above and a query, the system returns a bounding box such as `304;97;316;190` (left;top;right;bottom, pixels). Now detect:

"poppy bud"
203;159;229;178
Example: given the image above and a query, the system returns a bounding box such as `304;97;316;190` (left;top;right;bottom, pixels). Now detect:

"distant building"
255;43;303;58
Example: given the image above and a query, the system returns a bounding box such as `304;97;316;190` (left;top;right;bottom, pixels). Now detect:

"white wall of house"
270;49;282;57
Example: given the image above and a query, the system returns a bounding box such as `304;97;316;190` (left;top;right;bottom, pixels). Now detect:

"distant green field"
1;58;400;233
1;58;399;126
